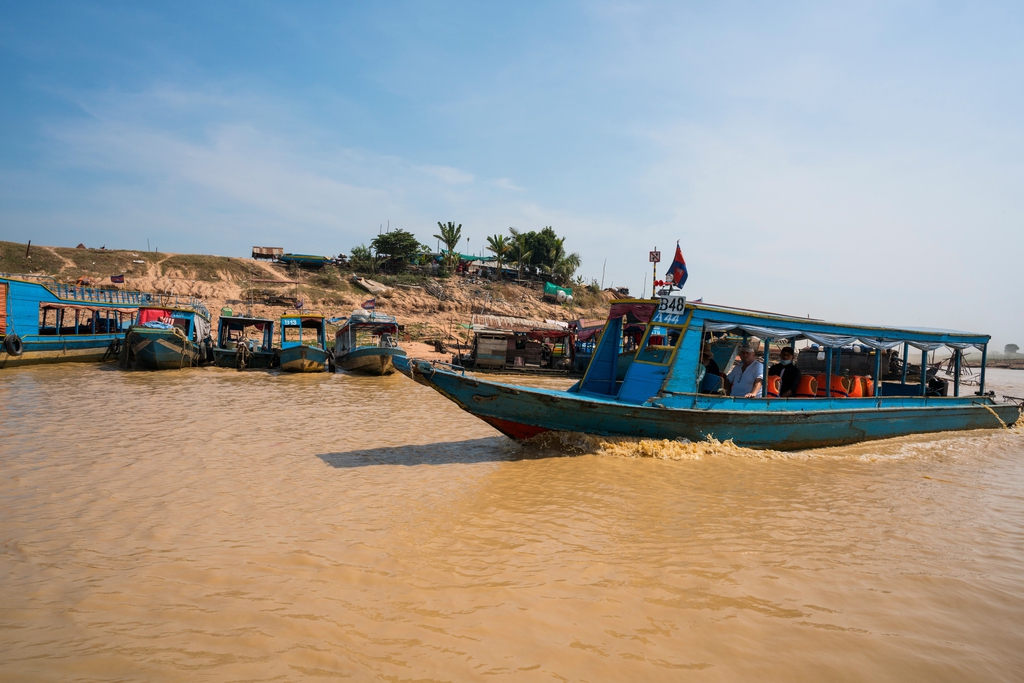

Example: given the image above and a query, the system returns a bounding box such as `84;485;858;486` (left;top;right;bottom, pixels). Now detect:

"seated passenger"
768;346;802;397
699;348;723;393
726;345;764;397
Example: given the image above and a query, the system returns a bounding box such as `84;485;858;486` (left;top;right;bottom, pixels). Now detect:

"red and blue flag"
664;243;688;288
110;274;125;283
361;298;376;310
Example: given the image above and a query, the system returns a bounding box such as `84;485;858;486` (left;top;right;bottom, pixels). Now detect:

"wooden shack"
252;246;283;260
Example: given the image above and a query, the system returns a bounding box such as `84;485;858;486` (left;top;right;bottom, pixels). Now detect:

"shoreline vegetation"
0;240;617;348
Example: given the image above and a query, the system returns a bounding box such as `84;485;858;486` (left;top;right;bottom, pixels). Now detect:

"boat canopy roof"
680;302;990;350
281;315;325;329
220;316;273;329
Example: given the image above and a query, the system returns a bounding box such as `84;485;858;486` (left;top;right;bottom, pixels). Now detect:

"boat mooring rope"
977;402;1010;430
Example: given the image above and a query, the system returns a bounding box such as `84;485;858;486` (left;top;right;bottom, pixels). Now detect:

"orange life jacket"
766;374;782;397
796;375;818;398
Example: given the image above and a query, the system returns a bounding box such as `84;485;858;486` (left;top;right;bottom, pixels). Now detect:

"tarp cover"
704;320;984;351
608;301;658;324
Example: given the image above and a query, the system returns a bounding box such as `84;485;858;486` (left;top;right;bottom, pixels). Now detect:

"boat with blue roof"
2;273;160;368
406;293;1021;450
118;299;213;370
278;314;332;372
333;310;406;375
212;315;277;369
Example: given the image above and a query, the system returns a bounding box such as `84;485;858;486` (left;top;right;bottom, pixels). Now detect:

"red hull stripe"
479;416;551;440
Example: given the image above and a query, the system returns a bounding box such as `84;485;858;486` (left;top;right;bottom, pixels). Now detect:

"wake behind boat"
407;296;1021;450
333;310;405;375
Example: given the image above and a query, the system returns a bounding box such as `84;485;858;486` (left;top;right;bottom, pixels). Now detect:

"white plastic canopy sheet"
703;321;984;351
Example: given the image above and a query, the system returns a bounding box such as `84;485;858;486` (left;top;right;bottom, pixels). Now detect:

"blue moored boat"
212;316;277;369
1;274;154;368
278;315;331;372
407;296;1021;450
333;311;406;375
119;301;213;370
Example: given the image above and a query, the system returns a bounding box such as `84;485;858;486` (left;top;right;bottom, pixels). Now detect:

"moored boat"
407;296;1021;450
278;314;331;373
212;316;277;369
2;274;150;368
333;311;405;375
119;302;213;370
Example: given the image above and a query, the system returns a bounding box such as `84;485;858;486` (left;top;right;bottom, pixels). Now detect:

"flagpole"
652;246;658;298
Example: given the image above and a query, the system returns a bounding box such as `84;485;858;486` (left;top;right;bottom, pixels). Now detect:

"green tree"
349;244;378;274
433;221;462;274
370;229;426;264
524;226;561;269
542;236;581;285
508;228;533;281
486;234;511;280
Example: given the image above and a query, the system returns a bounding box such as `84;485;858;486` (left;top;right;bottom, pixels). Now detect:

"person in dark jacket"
768;346;801;397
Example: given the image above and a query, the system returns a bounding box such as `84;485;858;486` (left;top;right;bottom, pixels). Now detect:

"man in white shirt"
726;345;764;397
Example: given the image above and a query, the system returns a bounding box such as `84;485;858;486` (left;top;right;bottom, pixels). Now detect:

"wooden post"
920;348;928;396
953;349;961;397
901;343;909;385
979;344;987;395
826;347;833;399
874;345;882;397
761;338;771;397
25;240;31;257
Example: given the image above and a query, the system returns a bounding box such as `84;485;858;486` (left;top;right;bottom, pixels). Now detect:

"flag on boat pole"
361;298;376;310
110;274;125;284
665;242;688;289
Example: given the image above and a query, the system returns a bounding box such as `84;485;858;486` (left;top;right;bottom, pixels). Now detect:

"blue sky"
1;2;1022;344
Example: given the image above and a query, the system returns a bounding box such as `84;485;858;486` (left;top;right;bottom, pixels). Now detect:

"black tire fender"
4;333;23;356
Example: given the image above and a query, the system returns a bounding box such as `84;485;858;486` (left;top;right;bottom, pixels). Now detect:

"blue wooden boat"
119;301;213;370
278;315;331;372
212;316;277;369
406;297;1021;450
1;274;154;368
333;311;406;375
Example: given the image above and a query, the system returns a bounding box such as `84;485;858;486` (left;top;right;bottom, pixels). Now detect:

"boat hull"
337;347;405;375
278;345;329;373
120;327;202;370
211;348;277;369
0;335;122;368
408;360;1022;450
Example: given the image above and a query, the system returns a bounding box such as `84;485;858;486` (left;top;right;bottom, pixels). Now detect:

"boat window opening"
635;325;683;365
39;306;59;335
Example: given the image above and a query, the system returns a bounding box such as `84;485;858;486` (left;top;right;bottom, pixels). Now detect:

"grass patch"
159;254;261;281
0;240;68;275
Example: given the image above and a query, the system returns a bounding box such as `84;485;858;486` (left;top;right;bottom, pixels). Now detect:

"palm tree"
543;237;581;284
486;234;511;280
508;228;532;281
433;221;462;274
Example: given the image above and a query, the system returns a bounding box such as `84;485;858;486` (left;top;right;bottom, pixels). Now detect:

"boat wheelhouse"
406;296;1021;450
2;274;150;368
278;315;331;373
333;311;405;375
119;301;213;370
212;316;277;369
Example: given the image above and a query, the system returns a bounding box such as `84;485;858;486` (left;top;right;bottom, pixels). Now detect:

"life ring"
4;333;23;356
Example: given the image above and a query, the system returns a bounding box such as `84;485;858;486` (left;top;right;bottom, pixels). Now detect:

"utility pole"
601;259;606;290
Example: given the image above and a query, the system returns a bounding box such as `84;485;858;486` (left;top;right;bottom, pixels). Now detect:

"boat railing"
430;360;467;376
38;282;210;318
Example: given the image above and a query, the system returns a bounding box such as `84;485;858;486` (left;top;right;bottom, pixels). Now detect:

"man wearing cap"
768;346;802;397
725;345;764;398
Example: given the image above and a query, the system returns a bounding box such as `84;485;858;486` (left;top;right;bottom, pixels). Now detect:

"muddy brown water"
2;365;1023;682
